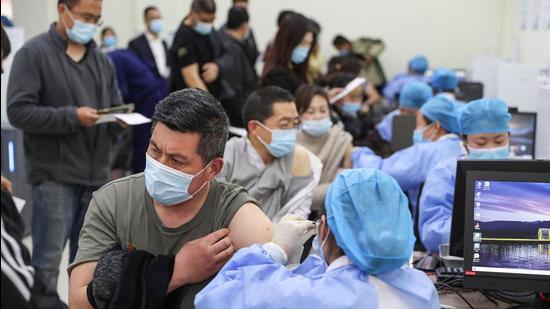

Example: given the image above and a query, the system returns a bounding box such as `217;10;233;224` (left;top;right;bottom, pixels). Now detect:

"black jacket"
128;33;170;79
217;30;258;126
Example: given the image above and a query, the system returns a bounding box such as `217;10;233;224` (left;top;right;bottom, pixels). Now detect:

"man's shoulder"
292;144;312;177
17;31;51;57
128;33;146;46
93;173;145;205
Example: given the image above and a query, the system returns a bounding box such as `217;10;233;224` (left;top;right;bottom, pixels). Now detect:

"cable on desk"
478;289;499;306
434;282;475;309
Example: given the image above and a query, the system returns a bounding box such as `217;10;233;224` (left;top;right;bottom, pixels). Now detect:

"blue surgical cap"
420;95;461;133
399;82;433;109
324;169;415;274
430;68;459;91
409;55;429;74
458;98;511;135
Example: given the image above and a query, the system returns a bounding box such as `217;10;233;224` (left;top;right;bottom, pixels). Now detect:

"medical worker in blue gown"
376;81;433;143
419;98;512;253
429;68;460;100
195;169;440;309
383;55;429;103
352;95;463;209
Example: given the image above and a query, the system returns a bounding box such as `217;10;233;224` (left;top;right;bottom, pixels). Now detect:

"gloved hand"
271;214;315;265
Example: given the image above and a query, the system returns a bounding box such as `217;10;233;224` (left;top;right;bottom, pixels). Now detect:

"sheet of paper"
12;196;26;213
329;77;366;104
113;113;151;125
96;113;151;125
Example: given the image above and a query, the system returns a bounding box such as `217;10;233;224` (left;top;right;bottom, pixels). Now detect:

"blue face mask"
341;102;361;115
412;123;435;144
144;154;211;206
468;144;510;160
64;7;97;45
338;49;351;56
194;21;213;35
150;19;164;34
301;117;333;137
291;46;310;64
102;35;116;48
256;121;297;158
313;222;330;264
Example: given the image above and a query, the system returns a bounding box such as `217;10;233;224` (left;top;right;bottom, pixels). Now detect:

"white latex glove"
271;214;315;263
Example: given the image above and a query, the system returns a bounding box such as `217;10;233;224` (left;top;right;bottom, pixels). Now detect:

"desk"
438;289;509;309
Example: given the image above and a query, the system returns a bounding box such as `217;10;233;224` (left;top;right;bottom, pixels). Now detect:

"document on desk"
96;113;151;126
330;77;366;104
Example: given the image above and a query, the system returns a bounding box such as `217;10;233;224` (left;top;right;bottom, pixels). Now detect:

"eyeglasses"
66;5;103;26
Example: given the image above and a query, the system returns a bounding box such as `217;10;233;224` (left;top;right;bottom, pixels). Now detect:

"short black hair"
332;35;350;47
233;0;248;3
191;0;216;14
1;26;11;60
277;10;294;27
58;0;101;9
152;89;228;164
143;6;159;20
242;86;295;128
227;7;249;30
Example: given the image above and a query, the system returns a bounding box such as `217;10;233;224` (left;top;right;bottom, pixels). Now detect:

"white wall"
10;0;515;78
500;0;550;67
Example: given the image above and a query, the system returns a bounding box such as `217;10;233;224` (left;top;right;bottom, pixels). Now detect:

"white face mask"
144;153;211;205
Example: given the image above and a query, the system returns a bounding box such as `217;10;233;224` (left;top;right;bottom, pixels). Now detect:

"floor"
22;237;70;304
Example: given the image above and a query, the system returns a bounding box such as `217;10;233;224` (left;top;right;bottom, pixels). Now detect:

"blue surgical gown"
383;74;426;103
376;109;401;143
195;245;439;309
418;158;457;253
351;136;462;210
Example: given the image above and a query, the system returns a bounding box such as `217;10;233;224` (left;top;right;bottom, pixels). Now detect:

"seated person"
68;89;273;308
294;84;353;213
352;95;463;211
327;72;377;147
419;98;512;253
218;86;322;223
383;55;428;104
195;169;440;309
376;81;433;143
429;68;460;101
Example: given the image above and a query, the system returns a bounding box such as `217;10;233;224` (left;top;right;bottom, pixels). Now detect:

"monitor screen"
462;170;550;292
509;112;537;159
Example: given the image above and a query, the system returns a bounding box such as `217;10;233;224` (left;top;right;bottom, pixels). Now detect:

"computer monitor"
456;81;483;102
391;115;416;152
449;160;548;257
450;160;550;292
509;112;537;159
463;171;550;291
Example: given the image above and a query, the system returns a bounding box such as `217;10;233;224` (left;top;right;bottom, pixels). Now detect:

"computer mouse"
415;255;440;271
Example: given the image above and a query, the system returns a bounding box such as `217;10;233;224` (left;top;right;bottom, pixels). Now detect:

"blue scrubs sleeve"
418;159;457;253
195;245;326;309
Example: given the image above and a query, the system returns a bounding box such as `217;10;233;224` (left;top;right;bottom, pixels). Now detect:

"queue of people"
1;0;527;308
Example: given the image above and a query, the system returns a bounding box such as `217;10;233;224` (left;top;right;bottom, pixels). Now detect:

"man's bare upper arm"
228;203;273;250
69;261;97;309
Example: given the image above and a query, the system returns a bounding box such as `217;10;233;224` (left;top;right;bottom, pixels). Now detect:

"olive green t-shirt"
69;173;258;308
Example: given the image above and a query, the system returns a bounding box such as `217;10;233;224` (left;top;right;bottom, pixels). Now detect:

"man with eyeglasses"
7;0;124;299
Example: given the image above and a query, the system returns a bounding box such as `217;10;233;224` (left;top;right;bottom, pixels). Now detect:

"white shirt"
145;31;170;79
